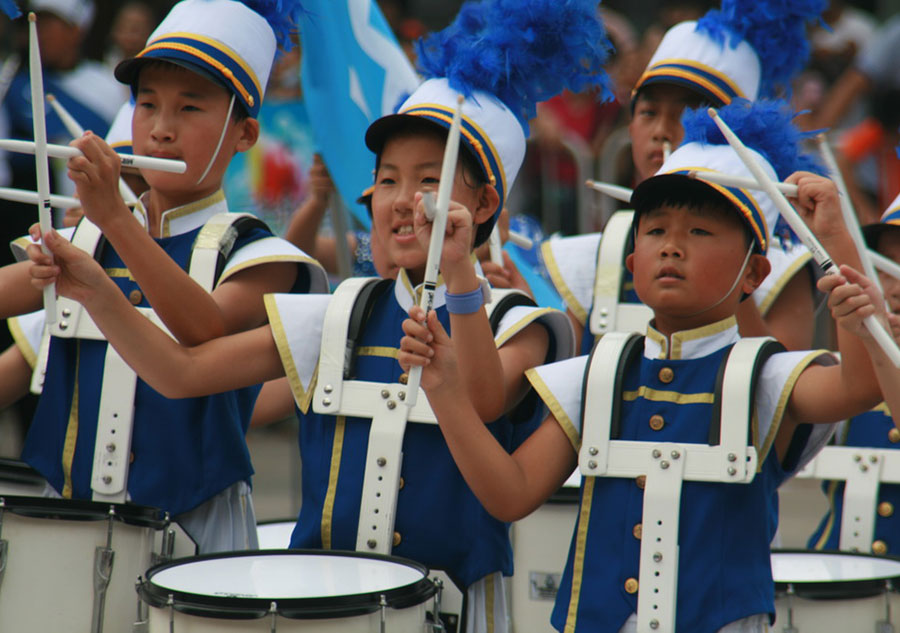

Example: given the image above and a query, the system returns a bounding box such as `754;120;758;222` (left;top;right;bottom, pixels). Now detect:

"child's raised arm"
412;192;550;422
27;228;285;399
399;308;573;521
778;173;882;439
67;132;299;346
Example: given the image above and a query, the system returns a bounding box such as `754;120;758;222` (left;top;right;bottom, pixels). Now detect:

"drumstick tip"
707;107;718;120
28;11;36;22
46;94;55;103
456;94;464;106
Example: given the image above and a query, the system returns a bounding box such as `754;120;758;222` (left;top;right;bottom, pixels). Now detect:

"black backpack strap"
344;278;393;380
708;338;785;446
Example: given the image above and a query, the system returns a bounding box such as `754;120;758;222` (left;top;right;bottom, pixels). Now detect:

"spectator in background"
809;0;876;84
517;8;639;236
103;1;155;75
812;12;900;132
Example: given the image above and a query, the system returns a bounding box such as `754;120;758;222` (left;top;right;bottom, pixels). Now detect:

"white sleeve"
541;233;602;325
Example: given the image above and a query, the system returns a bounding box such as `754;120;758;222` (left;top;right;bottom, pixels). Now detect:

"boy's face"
629;84;704;184
877;231;900;314
626;203;769;333
132;64;258;204
371;132;491;276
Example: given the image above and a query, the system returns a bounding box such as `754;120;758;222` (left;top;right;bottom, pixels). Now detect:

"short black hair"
131;59;251;121
633;176;754;251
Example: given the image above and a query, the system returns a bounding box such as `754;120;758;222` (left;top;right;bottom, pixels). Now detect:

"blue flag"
298;0;420;229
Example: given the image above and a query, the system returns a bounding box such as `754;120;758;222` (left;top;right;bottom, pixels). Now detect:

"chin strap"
196;93;236;186
684;243;754;318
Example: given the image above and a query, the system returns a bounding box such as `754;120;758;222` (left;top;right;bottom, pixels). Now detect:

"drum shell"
772;549;900;633
0;495;163;631
140;550;437;633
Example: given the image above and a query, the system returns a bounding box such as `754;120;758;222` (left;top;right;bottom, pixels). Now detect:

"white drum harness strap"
588;211;653;338
796;440;900;553
46;213;269;504
580;331;782;633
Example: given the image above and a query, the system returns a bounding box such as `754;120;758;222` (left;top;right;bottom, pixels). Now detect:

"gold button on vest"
873;540;888;555
658;367;674;383
633;523;642;540
624;578;639;594
649;415;665;431
129;289;143;305
879;502;894;518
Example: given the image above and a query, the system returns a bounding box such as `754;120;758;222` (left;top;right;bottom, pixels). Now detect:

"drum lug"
878;580;896;633
782;584;798;633
269;601;278;633
133;577;149;633
0;503;6;595
380;594;388;633
430;577;445;633
91;546;115;633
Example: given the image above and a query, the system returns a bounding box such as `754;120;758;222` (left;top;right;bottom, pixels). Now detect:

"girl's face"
371;132;485;276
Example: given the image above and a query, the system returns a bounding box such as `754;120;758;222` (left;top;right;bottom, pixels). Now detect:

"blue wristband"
445;286;485;314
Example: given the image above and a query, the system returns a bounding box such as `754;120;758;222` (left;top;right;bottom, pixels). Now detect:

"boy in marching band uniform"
543;0;826;354
399;100;882;633
2;0;327;553
26;0;610;629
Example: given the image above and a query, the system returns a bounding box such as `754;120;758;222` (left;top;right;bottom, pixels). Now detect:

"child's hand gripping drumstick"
405;95;465;407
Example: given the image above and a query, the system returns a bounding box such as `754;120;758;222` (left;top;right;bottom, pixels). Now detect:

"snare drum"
773;549;900;632
256;519;296;549
137;550;439;632
0;495;167;632
0;458;46;496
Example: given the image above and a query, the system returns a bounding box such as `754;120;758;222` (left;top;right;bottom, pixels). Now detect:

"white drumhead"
772;551;900;583
151;554;425;599
256;521;295;549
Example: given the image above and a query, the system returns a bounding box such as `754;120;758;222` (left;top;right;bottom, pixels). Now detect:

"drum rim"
138;549;438;620
772;548;900;600
0;494;166;528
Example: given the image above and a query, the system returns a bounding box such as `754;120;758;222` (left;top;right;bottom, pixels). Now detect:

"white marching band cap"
366;77;525;222
635;141;773;255
635;20;760;105
28;0;94;30
633;0;826;105
114;0;302;119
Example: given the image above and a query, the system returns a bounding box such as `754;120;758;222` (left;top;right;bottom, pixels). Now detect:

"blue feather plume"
0;0;21;19
681;98;825;180
696;0;826;97
414;0;614;130
237;0;305;52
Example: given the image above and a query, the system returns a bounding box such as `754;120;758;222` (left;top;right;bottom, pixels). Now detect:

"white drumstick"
816;133;882;293
507;230;533;250
0;186;80;209
688;171;798;197
708;107;900;368
0;53;20;105
406;95;464;407
0;139;187;174
663;140;672;162
29;13;56;322
872;251;900;283
585;179;633;203
47;94;140;204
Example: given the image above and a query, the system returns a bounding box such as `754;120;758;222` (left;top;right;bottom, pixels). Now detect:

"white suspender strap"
580;331;639;476
588;211;652;337
717;337;774;481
